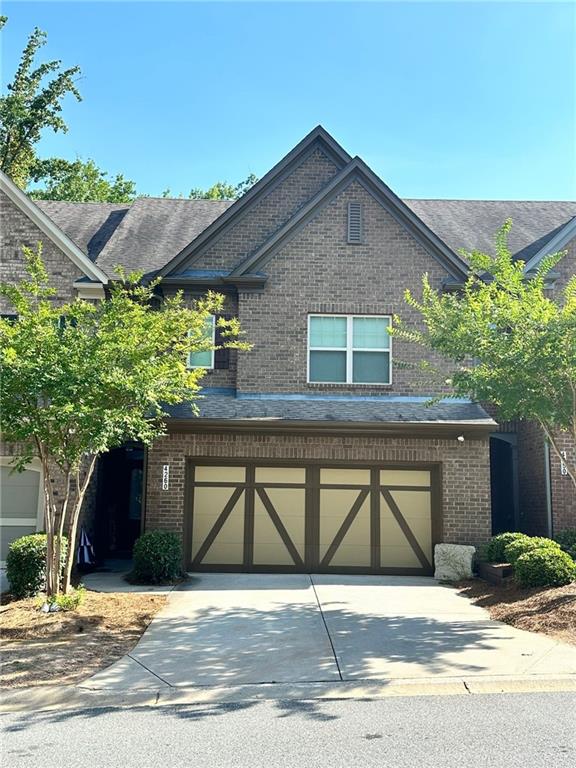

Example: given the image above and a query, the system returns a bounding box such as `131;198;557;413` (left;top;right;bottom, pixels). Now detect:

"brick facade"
237;181;453;396
0;190;82;313
194;148;341;272
145;430;492;551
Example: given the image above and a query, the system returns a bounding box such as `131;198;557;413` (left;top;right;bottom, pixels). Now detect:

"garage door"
187;462;438;575
0;465;42;562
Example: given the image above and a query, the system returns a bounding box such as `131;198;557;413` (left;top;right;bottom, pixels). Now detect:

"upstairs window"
308;314;391;384
188;315;215;369
347;201;362;243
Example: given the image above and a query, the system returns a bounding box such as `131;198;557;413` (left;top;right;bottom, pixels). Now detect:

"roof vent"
347;201;362;244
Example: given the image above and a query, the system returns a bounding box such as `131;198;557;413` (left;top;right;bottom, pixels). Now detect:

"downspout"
544;441;553;538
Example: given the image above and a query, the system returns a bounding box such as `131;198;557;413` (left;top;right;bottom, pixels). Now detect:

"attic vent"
347;201;362;243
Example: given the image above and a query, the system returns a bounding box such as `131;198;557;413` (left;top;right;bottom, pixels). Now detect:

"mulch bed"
0;591;166;689
458;580;576;646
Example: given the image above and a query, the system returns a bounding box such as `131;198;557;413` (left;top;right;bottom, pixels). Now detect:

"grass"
0;591;166;689
458;580;576;646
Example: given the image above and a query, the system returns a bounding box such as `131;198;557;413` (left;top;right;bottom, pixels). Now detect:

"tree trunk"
62;455;97;594
40;455;59;598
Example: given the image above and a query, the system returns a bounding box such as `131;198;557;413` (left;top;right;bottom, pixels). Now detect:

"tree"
29;157;137;203
0;245;248;596
393;220;576;487
188;173;258;200
0;18;81;187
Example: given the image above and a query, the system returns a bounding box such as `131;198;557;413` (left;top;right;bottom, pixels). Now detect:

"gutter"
165;417;496;439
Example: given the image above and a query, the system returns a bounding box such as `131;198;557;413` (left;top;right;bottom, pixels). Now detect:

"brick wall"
516;421;549;535
145;430;492;551
236;180;454;395
549;430;576;534
193;148;341;271
0;190;82;313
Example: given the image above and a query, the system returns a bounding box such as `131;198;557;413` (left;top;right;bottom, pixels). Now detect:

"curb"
2;675;575;714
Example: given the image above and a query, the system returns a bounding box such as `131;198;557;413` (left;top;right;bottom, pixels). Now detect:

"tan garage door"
187;462;437;575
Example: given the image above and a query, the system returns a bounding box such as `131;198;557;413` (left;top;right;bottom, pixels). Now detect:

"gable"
160;126;350;277
0;171;108;284
231;159;469;282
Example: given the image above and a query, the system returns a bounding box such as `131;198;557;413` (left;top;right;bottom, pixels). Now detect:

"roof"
0;170;109;283
165;392;495;428
35;201;129;262
406;199;576;263
92;197;233;276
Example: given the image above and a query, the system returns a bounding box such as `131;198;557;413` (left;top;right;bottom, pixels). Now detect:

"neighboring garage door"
0;464;42;563
187;462;439;575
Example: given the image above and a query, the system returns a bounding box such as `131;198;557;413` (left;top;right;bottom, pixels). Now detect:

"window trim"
188;315;216;370
307;313;392;386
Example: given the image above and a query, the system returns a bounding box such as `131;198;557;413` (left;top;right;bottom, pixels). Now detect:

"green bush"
515;548;576;588
130;530;182;584
6;534;67;598
50;585;86;611
482;532;530;563
504;536;561;565
554;529;576;552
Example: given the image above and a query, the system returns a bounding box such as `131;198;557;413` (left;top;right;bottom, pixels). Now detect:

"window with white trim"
308;314;391;384
188;315;215;369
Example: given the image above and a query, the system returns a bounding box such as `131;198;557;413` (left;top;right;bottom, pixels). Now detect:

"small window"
188;315;215;369
347;201;362;243
308;314;391;384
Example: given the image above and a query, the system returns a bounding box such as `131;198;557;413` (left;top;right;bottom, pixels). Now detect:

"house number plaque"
162;464;170;490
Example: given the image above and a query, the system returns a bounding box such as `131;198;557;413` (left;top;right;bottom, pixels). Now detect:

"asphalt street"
1;692;575;768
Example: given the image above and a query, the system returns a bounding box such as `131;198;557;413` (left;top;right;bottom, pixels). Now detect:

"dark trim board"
184;457;442;576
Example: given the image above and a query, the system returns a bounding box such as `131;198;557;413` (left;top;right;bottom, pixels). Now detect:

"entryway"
187;461;440;575
95;444;144;560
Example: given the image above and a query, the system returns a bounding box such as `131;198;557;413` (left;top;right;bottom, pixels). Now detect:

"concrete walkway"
82;573;576;692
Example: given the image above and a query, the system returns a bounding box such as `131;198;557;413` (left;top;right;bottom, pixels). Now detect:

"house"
1;126;574;579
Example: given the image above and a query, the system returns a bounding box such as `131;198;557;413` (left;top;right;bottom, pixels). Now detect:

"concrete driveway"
85;574;576;691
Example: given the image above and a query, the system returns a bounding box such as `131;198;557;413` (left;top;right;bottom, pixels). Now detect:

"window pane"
352;351;390;383
189;316;214;368
352;317;390;349
310;351;346;382
310;316;347;348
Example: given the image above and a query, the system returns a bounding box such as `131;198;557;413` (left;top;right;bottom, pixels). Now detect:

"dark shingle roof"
95;197;233;276
35;201;129;262
405;199;576;262
165;393;494;425
35;195;576;278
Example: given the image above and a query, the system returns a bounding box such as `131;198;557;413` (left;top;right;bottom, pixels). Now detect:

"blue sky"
2;1;575;200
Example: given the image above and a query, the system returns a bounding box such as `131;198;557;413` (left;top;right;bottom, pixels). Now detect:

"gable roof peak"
0;170;108;284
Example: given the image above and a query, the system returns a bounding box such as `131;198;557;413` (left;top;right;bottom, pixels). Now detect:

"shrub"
49;585;86;611
130;530;182;584
6;534;67;598
515;548;576;588
482;532;530;563
554;529;576;552
504;536;561;566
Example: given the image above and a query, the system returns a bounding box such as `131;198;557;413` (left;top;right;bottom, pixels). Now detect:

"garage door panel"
380;469;431;487
320;468;371;486
380;544;422;568
195;466;246;483
255;467;305;484
253;489;305;566
191;487;245;564
319;489;363;559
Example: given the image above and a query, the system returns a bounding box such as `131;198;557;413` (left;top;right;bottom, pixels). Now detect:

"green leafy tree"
0;18;81;187
0;245;248;596
393;220;576;487
188;173;258;200
29;157;137;203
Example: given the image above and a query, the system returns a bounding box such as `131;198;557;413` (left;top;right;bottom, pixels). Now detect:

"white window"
308;314;391;384
188;315;215;369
